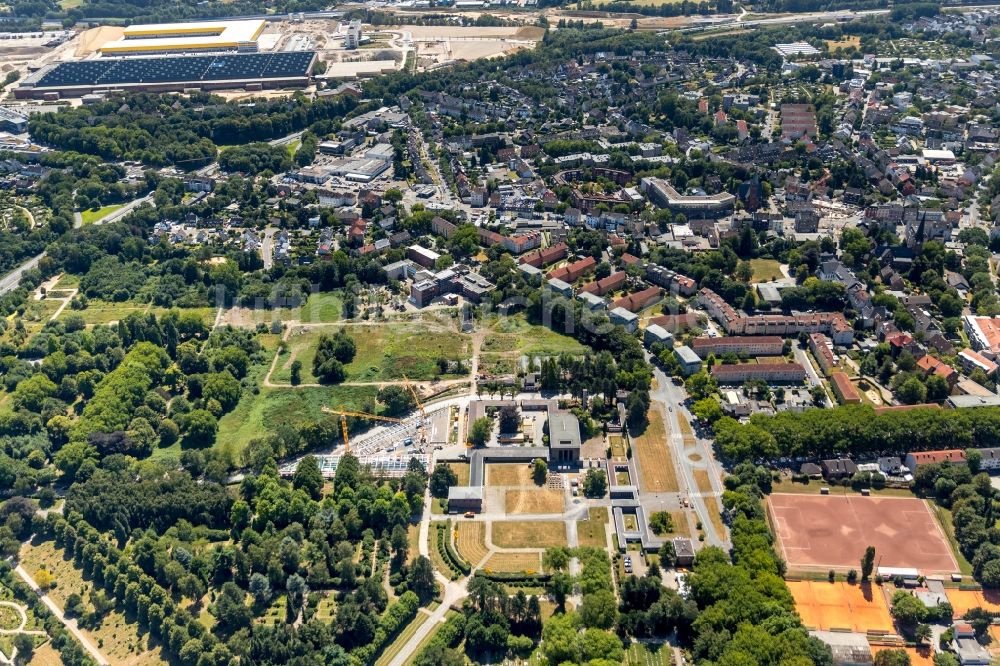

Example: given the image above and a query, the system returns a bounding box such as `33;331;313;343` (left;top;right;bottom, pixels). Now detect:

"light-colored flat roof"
101;19;265;53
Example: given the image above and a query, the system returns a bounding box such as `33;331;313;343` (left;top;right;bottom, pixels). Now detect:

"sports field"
945;588;1000;616
786;581;893;633
769;494;958;574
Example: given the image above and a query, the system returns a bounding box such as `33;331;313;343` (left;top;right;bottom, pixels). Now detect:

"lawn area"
488;463;535;487
609;434;627;459
271;324;470;384
79;204;123;225
484;552;541;573
933;504;974;576
505;488;564;514
749;259;784;283
53;273;79;289
770;478;916;498
693;470;726;538
577;507;608;549
373;611;430;666
631;408;679;493
492;520;567;548
215;384;380;464
448;462;470;486
484;314;587;356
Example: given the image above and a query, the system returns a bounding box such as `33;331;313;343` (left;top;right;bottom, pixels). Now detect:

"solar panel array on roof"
35;52;314;88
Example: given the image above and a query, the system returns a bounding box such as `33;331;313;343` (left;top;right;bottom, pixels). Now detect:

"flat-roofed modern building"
100;19;266;56
548;411;581;464
640;177;735;218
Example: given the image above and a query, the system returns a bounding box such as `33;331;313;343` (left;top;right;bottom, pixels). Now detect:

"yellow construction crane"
321;407;404;454
401;375;428;443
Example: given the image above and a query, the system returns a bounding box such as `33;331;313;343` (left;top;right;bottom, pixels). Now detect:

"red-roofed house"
916;355;958;385
548;257;596;284
904;449;966;471
612;287;663;313
581;271;627;297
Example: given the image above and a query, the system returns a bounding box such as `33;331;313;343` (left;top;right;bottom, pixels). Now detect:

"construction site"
0;15;545;103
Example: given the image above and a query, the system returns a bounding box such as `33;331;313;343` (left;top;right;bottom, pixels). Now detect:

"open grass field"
505;489;564;514
478;354;519;376
786;581;893;633
631;409;679;493
455;522;489;566
826;36;861;50
483;314;587;356
749;259;784;283
483;552;541;573
373;611;431;666
215;384;380;463
63;301;215;327
577;507;608;548
492;521;567;549
945;588;1000;616
769;494;958;574
488;463;535;487
19;539;168;665
79;204;123;225
272;324;470;384
448;462;470;486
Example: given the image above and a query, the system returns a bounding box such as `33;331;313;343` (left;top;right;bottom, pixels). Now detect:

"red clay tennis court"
768;494;958;574
787;580;893;633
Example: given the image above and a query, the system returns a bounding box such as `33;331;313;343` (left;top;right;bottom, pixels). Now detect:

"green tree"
579;588;618;629
292;455;324;500
897;376;928;405
861;545;876;581
582;469;607;498
290;360;302;386
891;591;928;629
874;648;911;666
469;416;492;447
649;511;675;535
184;409;218;447
429;463;458;498
377;385;415;416
532;458;548;485
408;556;436;604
